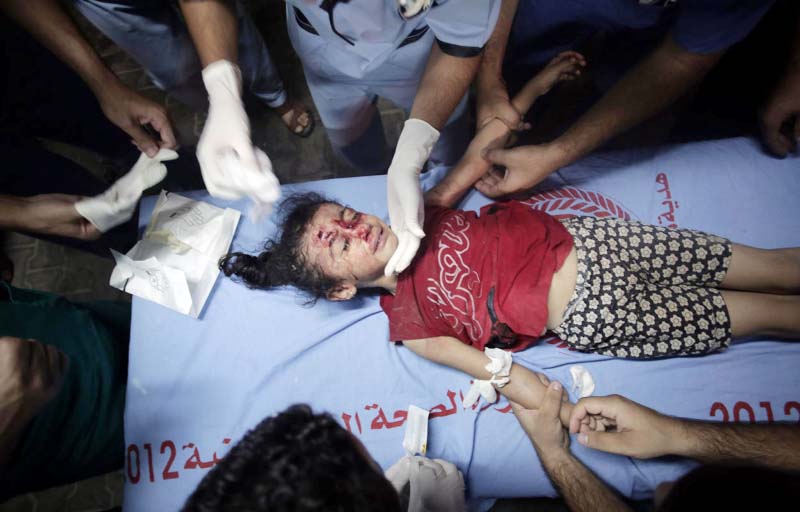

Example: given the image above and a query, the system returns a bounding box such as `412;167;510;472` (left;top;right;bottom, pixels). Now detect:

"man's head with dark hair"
182;404;401;512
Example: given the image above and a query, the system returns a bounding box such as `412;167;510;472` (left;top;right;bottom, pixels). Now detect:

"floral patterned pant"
552;216;733;359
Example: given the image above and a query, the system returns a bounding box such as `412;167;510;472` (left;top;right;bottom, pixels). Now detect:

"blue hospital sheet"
123;137;800;510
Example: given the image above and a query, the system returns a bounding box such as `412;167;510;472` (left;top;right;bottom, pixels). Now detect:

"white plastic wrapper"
110;191;240;317
569;365;596;398
402;405;430;456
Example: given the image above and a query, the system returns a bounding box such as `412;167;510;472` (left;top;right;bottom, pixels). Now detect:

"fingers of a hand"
391;232;421;274
761;109;791;156
80;220;102;241
570;396;627;434
404;216;425;239
570;398;604;433
475;171;505;198
385;232;410;276
540;381;563;419
142;109;177;149
509;399;524;414
250;149;281;203
126;123;159;157
481;147;511;167
234;143;261;176
202;159;240;199
595;417;607;432
535;372;551;387
384;245;404;276
578;430;629;455
558;51;587;65
151;149;179;164
501;105;523;130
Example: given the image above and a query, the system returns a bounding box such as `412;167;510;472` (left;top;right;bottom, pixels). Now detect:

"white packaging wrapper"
569;365;596;398
109;191;240;317
402;405;430;456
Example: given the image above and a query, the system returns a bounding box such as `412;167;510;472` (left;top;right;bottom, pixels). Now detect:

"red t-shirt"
380;201;574;351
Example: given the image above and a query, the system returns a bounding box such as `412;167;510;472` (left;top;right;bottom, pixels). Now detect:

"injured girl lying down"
220;53;800;427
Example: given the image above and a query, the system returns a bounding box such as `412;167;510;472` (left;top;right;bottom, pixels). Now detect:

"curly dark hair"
219;193;341;301
181;404;401;512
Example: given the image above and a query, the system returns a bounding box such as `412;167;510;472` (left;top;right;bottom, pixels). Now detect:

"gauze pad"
462;347;513;408
76;149;178;232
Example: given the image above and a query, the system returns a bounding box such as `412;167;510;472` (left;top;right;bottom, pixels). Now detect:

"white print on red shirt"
425;212;484;342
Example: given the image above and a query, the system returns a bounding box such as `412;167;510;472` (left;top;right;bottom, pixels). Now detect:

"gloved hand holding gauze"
385;457;466;512
197;60;281;213
75;149;178;232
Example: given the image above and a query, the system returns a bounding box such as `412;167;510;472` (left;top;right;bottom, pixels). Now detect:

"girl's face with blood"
302;203;398;287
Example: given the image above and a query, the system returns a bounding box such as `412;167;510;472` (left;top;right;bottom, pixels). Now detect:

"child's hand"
534;51;586;96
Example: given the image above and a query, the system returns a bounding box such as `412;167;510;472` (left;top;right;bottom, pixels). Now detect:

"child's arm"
425;51;586;209
403;336;573;426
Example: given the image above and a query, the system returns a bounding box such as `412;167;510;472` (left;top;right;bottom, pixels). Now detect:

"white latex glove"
384;118;439;276
76;148;178;232
385;455;466;512
197;60;281;210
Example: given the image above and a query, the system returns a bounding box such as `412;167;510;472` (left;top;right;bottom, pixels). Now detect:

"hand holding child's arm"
569;395;683;458
403;336;573;426
425;52;586;208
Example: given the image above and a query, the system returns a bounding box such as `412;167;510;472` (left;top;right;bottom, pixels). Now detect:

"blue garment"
0;285;130;500
286;0;500;174
508;0;774;71
72;0;287;110
288;0;499;77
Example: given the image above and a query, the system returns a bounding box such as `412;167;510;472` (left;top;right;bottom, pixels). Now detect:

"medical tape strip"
462;348;513;408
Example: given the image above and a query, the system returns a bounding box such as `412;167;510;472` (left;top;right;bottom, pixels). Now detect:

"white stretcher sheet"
123;137;800;511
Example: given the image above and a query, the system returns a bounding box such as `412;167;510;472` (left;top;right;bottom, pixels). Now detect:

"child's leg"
720;245;800;294
722;290;800;339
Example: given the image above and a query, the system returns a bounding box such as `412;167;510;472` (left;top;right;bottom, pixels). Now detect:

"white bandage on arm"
462;347;513;408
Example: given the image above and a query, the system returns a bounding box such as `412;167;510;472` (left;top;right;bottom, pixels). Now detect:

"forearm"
179;0;239;66
410;45;480;129
425;118;510;207
553;35;721;165
1;0;117;95
426;72;544;207
476;0;518;90
679;420;800;471
0;196;32;232
404;337;571;425
539;450;631;512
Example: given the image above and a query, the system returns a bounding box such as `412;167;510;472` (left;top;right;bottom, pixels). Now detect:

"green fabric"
0;284;130;499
